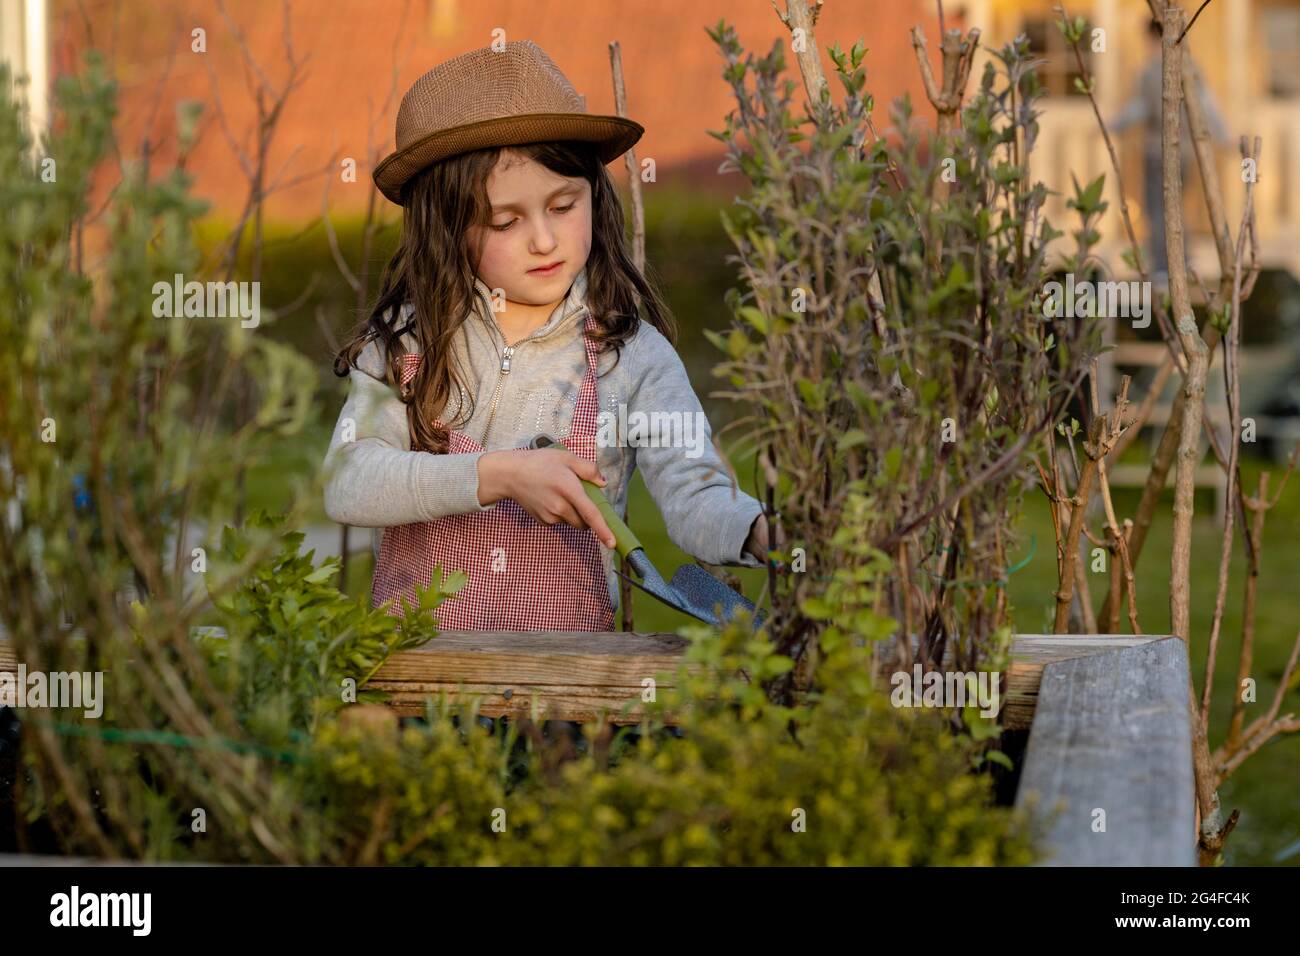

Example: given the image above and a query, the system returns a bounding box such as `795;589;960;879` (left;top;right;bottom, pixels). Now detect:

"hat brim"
373;113;645;205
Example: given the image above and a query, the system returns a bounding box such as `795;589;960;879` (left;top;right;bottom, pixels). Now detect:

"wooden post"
1015;638;1196;865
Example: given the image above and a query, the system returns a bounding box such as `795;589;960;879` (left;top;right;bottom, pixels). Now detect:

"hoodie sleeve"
322;339;498;527
624;322;764;567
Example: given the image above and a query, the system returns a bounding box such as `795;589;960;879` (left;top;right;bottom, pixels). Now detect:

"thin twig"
1201;136;1259;729
1176;0;1214;45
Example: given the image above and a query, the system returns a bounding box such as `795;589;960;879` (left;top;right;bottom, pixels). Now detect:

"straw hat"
373;40;644;205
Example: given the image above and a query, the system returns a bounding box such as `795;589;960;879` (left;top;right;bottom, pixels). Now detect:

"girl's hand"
744;513;771;564
748;512;764;564
477;448;617;549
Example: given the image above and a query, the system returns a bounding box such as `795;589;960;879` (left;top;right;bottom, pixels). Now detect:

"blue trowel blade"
668;562;765;628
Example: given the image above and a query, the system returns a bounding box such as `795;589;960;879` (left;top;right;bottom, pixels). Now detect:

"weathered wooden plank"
384;632;1163;727
1014;637;1196;866
996;635;1163;730
0;633;1167;729
369;630;689;722
867;634;1162;730
378;630;690;688
372;683;677;724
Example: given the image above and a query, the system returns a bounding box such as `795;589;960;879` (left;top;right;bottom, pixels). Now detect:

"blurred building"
0;0;49;141
966;0;1300;281
964;1;1300;469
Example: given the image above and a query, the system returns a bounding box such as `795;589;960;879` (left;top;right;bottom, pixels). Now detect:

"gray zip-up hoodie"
322;266;764;613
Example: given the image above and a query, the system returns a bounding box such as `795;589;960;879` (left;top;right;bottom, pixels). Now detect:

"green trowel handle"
581;480;642;559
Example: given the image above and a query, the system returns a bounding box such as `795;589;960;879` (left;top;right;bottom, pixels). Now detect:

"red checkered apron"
371;326;615;631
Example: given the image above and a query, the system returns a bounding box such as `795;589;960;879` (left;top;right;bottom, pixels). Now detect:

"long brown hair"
334;140;675;454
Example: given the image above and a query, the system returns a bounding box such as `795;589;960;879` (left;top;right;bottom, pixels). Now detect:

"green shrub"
704;24;1100;686
202;510;451;740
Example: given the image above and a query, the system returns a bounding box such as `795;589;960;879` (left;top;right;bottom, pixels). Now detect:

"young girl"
323;39;769;631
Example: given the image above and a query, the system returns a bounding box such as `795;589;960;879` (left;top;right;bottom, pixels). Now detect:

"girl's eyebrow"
489;184;581;213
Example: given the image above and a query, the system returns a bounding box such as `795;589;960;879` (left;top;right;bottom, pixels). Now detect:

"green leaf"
967;712;1002;741
726;329;751;359
986;750;1014;770
801;596;835;620
796;378;823;410
1074;173;1105;213
304;564;338;585
737;306;769;336
837;429;868;452
883;446;903;480
761;654;796;677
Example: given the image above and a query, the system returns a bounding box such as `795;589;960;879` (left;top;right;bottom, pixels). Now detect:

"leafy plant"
200;511;456;742
704;22;1098;703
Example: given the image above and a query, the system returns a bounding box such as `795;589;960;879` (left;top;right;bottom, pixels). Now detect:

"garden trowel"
581;480;766;630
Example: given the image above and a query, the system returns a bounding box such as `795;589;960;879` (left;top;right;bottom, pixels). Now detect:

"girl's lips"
528;262;562;276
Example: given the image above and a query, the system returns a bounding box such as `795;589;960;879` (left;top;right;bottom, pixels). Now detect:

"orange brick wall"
51;0;941;221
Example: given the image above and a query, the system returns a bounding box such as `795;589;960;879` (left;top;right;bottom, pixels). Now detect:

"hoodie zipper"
477;345;514;448
476;288;583;448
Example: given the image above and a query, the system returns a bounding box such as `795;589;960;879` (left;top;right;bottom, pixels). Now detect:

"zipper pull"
500;345;514;373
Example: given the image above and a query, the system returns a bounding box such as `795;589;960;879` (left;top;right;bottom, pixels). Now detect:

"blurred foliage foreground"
0;53;1040;863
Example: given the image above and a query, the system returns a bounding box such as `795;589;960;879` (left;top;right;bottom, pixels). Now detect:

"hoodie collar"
471;266;590;345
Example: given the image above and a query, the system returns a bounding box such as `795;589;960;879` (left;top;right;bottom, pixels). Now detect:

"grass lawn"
243;419;335;526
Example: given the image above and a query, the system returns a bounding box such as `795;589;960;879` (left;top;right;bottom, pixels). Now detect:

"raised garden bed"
0;632;1195;865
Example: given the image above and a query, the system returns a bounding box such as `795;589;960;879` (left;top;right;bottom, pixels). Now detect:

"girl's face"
468;151;593;307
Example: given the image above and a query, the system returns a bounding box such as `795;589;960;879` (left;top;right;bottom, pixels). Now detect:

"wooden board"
0;632;1166;729
375;631;1165;726
873;634;1167;730
994;635;1165;730
1014;637;1196;866
368;630;691;723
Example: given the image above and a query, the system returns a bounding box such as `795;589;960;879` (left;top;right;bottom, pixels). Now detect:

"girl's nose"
528;220;559;254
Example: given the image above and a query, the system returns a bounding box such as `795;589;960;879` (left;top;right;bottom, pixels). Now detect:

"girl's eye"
489;203;573;232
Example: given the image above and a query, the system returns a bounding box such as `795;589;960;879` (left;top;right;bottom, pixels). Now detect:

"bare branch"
1201;135;1260;728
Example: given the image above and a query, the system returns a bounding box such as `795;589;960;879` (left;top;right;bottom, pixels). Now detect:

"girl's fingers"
546;497;585;532
562;458;612;544
545;495;577;523
569;487;616;549
525;466;614;546
568;454;606;486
